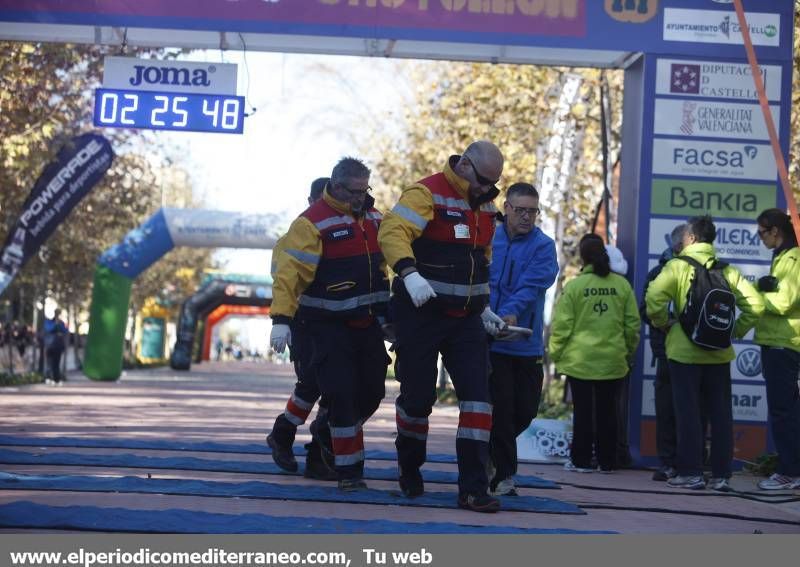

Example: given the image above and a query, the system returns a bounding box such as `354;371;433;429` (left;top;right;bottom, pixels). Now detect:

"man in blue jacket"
488;182;558;495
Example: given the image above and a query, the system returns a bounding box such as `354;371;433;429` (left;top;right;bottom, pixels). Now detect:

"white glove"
270;324;292;353
481;307;506;336
403;271;437;308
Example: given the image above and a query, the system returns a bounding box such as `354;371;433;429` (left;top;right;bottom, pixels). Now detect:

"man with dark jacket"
266;177;335;480
270;158;390;492
487;182;558;495
378;140;506;513
640;223;685;481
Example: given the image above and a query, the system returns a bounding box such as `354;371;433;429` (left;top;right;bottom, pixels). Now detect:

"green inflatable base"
83;265;132;381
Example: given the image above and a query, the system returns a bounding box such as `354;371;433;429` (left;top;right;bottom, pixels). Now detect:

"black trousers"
393;295;492;496
307;320;388;480
761;346;800;476
668;361;732;478
488;352;543;484
654;357;677;468
270;321;326;447
568;377;622;470
46;347;64;382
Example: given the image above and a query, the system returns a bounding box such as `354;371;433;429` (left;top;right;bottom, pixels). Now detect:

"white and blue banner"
98;208;282;279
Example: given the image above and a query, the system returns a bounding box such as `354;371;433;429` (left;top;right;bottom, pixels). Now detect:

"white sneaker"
564;460;593;473
667;475;705;490
492;477;517;496
758;473;800;490
708;477;732;492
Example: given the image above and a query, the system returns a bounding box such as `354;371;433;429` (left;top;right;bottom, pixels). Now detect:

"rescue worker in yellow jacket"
266;177;336;480
646;215;763;492
378;140;506;513
549;234;640;474
270;158;390;492
752;208;800;490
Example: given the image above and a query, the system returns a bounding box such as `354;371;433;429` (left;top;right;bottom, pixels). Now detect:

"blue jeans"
761;346;800;476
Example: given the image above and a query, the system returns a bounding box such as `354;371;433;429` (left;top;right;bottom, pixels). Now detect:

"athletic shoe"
666;475;705;490
266;434;298;473
757;473;800;491
564;460;593;473
708;477;732;492
652;466;677;482
457;493;500;513
491;477;517;496
338;478;368;492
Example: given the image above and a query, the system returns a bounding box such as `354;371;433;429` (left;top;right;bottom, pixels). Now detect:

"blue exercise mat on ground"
0;435;457;463
0;472;583;514
0;449;558;489
0;501;609;533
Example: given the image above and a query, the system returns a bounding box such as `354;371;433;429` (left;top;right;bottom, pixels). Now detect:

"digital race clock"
93;88;245;134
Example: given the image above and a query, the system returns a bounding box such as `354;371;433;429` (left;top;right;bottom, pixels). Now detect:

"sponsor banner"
0;0;587;38
517;418;572;463
0;133;113;296
641;379;656;417
656;58;782;101
648;218;771;262
643;341;765;383
650;178;776;220
163;208;281;250
651;139;776;182
642;378;767;421
103;56;237;95
663;8;780;47
731;383;767;422
653;99;780;141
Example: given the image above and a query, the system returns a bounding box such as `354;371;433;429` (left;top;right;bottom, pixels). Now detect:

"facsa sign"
103;57;238;95
663;8;780;47
653;99;780;141
652;139;776;182
656;58;782;102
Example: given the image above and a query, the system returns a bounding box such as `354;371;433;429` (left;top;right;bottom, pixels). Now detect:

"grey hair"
670;223;687;247
330;157;370;186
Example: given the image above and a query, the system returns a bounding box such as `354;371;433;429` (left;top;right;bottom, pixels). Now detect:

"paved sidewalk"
1;361;799;533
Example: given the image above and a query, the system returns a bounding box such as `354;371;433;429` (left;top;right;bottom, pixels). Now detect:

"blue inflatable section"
98;208;174;278
0;502;610;534
0;473;583;515
0;449;558;489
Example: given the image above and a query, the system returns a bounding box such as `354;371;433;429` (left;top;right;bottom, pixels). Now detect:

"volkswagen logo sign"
736;348;762;377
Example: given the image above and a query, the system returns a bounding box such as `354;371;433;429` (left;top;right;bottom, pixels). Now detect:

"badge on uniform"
454;223;470;239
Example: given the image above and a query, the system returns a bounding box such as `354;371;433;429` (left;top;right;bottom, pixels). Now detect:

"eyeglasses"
508;205;540;217
467;159;499;188
338;183;372;197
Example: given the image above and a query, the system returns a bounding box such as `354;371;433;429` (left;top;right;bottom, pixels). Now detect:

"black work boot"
303;442;337;481
399;467;424;498
266;433;298;473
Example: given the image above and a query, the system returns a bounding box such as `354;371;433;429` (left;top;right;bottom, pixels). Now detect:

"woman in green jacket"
753;208;800;490
549;235;640;473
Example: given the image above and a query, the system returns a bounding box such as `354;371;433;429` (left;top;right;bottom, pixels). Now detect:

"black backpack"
677;256;736;350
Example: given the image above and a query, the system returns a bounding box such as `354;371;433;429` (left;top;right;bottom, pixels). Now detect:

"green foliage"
538;376;572;420
742;453;778;477
0;42;216;328
0;371;44;387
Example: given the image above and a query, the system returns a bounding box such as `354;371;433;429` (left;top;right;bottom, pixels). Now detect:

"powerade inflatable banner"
0;133;114;296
